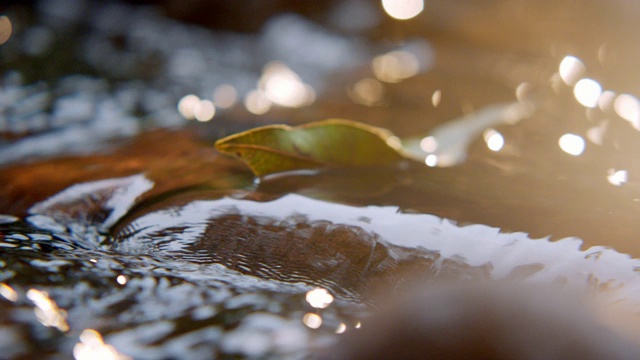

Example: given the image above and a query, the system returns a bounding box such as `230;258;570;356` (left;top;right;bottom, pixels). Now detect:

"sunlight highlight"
372;50;420;83
0;283;18;302
194;99;215;122
598;90;616;112
260;62;315;108
614;94;640;130
349;78;384;106
27;288;69;332
432;90;441;107
419;136;438;153
177;94;200;120
483;129;504;152
559;133;585;156
573;78;602;108
305;288;334;309
73;329;131;360
607;169;628;186
335;323;347;334
116;275;127;285
425;154;438;167
244;89;272;115
559;55;585;86
302;313;322;329
382;0;424;20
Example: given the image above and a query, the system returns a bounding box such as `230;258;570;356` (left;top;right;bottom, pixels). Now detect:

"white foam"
123;193;640;304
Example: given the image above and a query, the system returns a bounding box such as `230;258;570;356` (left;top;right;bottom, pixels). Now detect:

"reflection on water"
74;329;131;360
6;174;640;357
26;288;69;332
3;0;640;358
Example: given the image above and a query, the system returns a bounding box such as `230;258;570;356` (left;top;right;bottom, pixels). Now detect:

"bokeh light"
0;16;12;45
260;62;315;108
614;94;640;130
305;288;334;309
73;329;131;360
431;90;441;107
302;313;322;329
26;288;69;332
177;94;200;120
419;136;438;153
244;89;272;115
116;275;127;285
425;154;438;167
483;129;504;152
607;169;628;186
194;99;215;122
213;84;238;109
382;0;424;20
372;50;420;83
0;283;18;302
586;122;608;145
598;90;616;111
573;78;602;108
558;55;585;86
559;133;585;156
349;78;385;106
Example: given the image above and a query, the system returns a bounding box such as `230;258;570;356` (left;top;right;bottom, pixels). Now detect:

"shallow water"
2;0;640;358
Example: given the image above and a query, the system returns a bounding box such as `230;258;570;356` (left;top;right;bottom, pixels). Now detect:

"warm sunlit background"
3;1;640;358
2;0;640;247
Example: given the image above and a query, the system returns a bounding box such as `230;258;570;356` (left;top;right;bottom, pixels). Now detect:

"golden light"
260;62;315;108
349;78;384;106
302;313;322;329
194;99;215;122
0;283;18;302
335;323;347;334
26;288;69;332
177;94;200;120
573;78;602;108
372;50;420;83
116;275;127;285
305;288;334;309
0;16;12;45
244;89;272;115
483;129;504;152
607;169;628;186
559;133;585;156
614;94;640;130
558;55;585;86
431;90;441;107
382;0;424;20
73;329;131;360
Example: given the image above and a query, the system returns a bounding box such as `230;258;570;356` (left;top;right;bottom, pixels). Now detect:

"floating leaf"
215;119;413;177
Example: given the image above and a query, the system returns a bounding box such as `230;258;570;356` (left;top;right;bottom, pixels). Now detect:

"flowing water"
2;0;640;358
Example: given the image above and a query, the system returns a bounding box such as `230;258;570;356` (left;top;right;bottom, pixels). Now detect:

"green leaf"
214;119;414;177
